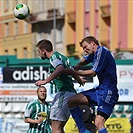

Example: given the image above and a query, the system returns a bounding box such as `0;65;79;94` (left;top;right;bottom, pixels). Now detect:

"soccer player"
65;36;119;133
24;86;52;133
35;39;84;133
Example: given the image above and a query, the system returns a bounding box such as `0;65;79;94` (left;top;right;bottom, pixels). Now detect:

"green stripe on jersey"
49;51;76;94
25;99;51;133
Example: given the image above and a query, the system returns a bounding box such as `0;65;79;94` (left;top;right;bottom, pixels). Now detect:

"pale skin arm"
69;58;88;86
70;57;96;77
35;65;64;86
75;69;96;77
65;68;96;77
24;117;43;124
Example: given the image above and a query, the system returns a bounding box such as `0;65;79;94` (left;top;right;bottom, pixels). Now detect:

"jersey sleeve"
50;54;63;68
91;47;108;73
24;102;34;118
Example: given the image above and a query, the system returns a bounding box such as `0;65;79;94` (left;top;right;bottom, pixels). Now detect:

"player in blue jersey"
65;36;119;133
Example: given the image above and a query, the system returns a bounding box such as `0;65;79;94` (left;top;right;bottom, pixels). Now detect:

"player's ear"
41;49;45;54
43;49;47;53
91;41;95;46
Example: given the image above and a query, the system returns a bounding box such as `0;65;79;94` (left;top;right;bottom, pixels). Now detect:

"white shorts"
50;91;76;122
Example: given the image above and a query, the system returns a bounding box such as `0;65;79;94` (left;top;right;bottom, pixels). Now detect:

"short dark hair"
36;39;53;52
80;36;99;46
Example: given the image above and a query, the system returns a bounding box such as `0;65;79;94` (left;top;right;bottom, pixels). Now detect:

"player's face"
37;48;47;60
81;41;94;55
37;87;47;101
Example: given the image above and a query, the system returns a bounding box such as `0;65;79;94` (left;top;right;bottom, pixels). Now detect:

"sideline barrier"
105;118;131;133
65;117;131;133
65;117;79;133
1;118;29;133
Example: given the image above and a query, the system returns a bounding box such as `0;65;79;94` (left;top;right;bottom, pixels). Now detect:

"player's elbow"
24;118;28;123
91;71;96;77
92;73;96;77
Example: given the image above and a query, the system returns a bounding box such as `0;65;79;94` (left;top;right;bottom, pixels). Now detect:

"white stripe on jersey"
105;90;112;103
92;47;102;71
31;128;34;133
36;103;39;119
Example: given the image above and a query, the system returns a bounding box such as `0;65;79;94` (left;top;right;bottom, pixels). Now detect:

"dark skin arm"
71;73;86;86
67;57;96;77
35;64;85;86
35;65;64;86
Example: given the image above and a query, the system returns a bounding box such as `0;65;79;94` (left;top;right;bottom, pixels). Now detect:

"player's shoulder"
97;46;110;56
52;51;61;57
26;99;38;108
50;51;60;61
101;46;110;52
44;101;49;105
45;102;51;107
53;51;68;59
50;51;68;65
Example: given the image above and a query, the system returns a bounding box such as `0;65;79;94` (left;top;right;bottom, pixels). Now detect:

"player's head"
80;36;99;46
79;36;99;55
36;39;53;60
37;86;47;102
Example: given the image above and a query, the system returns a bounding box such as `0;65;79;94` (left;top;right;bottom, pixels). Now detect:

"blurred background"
0;0;133;133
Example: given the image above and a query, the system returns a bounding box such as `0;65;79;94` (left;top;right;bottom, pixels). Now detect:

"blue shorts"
81;88;119;117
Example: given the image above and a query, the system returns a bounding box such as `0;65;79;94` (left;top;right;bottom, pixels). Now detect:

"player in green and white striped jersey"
35;39;85;133
24;86;52;133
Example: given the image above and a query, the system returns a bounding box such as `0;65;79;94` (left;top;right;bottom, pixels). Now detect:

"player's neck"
38;99;45;104
47;51;54;59
94;45;98;53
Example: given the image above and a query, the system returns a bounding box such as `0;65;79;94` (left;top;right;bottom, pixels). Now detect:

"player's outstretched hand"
79;76;87;87
35;80;46;86
36;117;43;124
64;68;74;75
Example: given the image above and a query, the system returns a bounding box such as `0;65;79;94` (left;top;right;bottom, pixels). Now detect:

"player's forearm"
24;118;39;124
35;67;64;86
45;73;59;83
45;66;64;83
75;69;96;77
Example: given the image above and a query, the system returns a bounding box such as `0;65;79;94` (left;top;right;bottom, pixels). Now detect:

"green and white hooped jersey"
24;99;52;133
49;51;76;94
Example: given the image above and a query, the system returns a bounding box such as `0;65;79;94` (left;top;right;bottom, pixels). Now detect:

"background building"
65;0;133;59
0;0;32;58
0;0;133;59
0;0;65;58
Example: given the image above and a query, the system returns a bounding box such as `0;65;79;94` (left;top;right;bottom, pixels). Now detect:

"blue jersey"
84;46;118;91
